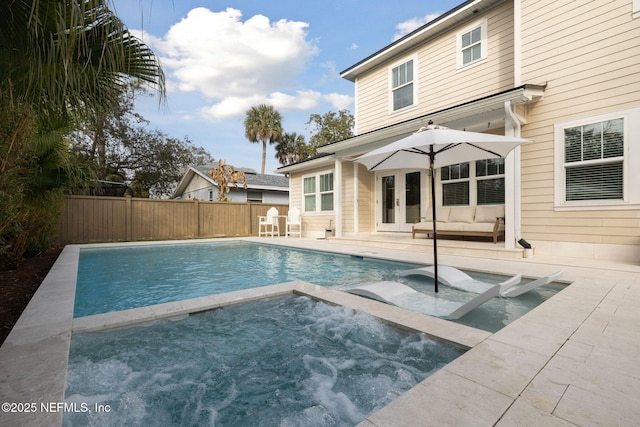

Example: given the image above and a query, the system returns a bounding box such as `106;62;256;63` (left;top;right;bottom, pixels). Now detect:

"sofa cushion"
424;207;451;222
474;205;505;223
438;222;466;232
447;206;476;223
463;222;505;233
413;222;434;232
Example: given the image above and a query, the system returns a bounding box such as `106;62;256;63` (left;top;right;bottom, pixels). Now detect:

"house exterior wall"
286;0;639;261
289;163;336;238
518;0;640;259
181;175;214;200
354;1;514;133
177;174;289;204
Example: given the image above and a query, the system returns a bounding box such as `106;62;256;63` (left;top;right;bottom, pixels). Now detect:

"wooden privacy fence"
56;195;289;244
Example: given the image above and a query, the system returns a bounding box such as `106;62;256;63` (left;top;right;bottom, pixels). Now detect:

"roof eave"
341;0;503;81
276;154;336;174
318;84;545;156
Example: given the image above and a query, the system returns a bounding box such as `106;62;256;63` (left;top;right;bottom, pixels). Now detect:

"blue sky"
111;0;464;174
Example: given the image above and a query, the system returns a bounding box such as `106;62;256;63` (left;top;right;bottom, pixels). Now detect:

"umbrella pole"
429;148;439;293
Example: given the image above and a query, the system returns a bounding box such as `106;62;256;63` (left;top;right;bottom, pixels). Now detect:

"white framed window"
555;114;626;208
303;171;334;212
634;0;640;18
476;159;505;205
441;158;504;206
441;162;470;205
389;57;416;112
247;191;262;203
457;19;487;69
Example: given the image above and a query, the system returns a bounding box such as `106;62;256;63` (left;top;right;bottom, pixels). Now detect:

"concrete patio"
1;236;638;426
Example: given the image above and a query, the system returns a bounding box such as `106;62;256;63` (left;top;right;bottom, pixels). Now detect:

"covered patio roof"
278;84;544;174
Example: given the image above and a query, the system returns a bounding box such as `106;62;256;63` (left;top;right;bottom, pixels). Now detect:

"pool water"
64;296;463;427
74;241;417;317
75;241;563;332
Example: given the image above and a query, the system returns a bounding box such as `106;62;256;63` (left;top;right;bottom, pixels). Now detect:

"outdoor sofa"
412;205;505;243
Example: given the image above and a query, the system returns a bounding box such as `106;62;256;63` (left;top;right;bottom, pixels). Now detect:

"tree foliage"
0;0;165;267
244;104;283;174
70;85;214;198
306;110;354;152
274;132;312;166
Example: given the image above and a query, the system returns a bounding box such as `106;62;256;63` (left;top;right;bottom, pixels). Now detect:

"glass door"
377;170;424;232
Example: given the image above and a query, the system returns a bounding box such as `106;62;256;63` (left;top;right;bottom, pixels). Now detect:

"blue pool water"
74;241;419;317
75;241;563;332
64;296;463;426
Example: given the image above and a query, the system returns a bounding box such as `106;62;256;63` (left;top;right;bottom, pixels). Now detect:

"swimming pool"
74;241;419;317
64;296;463;426
74;241;563;332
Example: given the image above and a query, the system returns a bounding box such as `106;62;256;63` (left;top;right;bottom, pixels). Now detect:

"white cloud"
200;90;353;120
322;93;354;111
144;7;318;99
393;13;442;41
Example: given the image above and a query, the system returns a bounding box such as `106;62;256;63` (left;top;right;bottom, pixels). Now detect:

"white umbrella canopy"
354;124;533;293
355;125;533;172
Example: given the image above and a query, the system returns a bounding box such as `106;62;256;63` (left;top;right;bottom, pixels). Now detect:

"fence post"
247;202;253;235
194;198;200;237
125;195;132;241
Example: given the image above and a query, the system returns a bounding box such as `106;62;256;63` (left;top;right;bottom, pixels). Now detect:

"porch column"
504;101;523;250
334;158;343;237
353;162;359;233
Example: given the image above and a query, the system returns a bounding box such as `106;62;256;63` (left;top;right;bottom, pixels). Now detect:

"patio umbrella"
354;124;532;292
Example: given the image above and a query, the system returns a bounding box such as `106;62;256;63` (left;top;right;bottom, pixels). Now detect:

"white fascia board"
318;86;544;157
276;155;336;175
341;0;494;81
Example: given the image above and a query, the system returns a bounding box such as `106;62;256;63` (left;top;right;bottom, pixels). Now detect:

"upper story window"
457;20;487;69
390;58;415;111
303;171;334;212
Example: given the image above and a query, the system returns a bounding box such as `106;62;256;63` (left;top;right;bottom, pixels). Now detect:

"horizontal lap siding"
355;2;514;134
520;0;640;246
289;165;335;236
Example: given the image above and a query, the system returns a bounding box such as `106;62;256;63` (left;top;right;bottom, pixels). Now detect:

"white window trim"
633;0;640;19
553;108;640;211
456;19;488;70
440;160;505;206
302;170;335;214
388;55;418;114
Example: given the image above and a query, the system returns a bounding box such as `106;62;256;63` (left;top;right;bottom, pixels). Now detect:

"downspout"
514;0;522;86
503;0;524;250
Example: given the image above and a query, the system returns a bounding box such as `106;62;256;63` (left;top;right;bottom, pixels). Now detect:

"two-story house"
278;0;640;262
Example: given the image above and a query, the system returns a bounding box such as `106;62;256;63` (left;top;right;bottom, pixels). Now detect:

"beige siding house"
278;0;640;262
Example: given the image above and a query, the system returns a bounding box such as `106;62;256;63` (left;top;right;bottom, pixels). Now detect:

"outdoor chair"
285;207;302;238
258;207;280;237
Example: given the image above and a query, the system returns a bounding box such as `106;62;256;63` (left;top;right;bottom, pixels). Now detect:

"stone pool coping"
1;237;639;426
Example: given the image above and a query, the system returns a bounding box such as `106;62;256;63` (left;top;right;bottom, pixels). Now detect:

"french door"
376;170;425;232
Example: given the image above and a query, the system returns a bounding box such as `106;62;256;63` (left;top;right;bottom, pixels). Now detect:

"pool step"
328;233;525;260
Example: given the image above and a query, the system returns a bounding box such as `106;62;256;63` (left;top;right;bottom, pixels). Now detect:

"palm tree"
0;0;165;117
243;104;283;174
275;132;308;166
0;0;165;265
